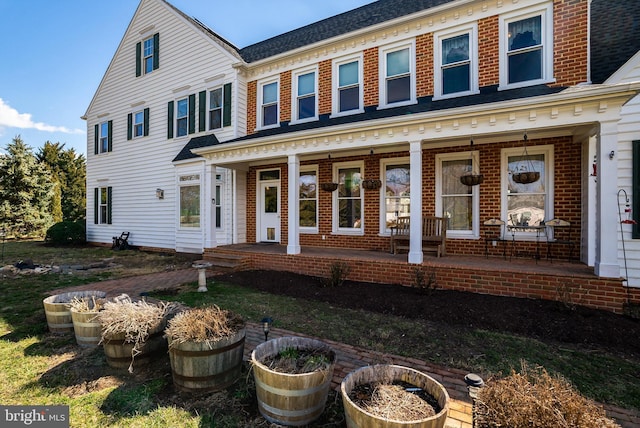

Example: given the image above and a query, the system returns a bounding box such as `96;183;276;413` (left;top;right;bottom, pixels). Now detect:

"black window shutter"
188;94;196;134
94;188;99;224
127;113;132;140
143;108;150;136
633;141;640;239
198;91;206;132
153;33;159;70
107;187;113;225
135;41;142;77
223;83;232;127
107;120;113;152
167;101;174;139
94;124;99;154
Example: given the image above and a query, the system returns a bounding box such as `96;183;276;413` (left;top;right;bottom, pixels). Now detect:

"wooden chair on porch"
389;215;447;257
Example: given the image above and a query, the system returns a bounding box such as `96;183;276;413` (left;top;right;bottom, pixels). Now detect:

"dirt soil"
216;269;640;358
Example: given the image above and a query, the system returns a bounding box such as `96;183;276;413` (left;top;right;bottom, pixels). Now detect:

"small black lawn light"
465;373;484;427
261;317;273;342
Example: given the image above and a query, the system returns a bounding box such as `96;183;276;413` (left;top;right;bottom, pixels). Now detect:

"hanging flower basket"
320;182;338;192
512;171;540;184
460;174;484;186
361;179;382;190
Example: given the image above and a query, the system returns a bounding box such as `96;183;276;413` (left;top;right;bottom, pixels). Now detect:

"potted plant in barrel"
341;364;450;428
164;305;246;392
251;336;336;426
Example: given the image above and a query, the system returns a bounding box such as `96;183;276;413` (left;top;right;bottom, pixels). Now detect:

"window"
176;98;189;137
215;184;222;229
380;42;415;107
259;80;279;128
209;88;222;130
300;169;318;229
180;184;200;228
334;163;363;232
503;144;553;237
333;56;363;115
436;152;480;238
136;33;159;77
292;70;317;122
94;187;111;224
94;121;112;154
383;160;410;231
500;4;553;89
127;108;149;140
434;25;478;99
632;141;640;239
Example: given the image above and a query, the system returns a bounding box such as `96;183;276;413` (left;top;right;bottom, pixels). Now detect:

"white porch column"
595;120;621;278
205;164;217;249
408;140;423;264
287;154;301;255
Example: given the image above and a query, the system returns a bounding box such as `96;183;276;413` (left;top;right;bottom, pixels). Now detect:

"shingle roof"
590;0;640;83
238;0;456;63
178;84;563;161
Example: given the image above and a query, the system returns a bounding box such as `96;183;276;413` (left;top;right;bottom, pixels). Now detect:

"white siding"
612;54;640;286
85;0;245;252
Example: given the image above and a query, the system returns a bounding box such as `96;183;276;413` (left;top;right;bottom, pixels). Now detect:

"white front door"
259;181;280;242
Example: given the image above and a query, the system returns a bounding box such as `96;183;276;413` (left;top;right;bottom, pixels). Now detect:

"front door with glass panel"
259;181;280;242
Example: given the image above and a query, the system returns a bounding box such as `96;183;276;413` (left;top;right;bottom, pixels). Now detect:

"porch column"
408;140;423;264
287;154;301;255
205;164;217;249
594;120;620;278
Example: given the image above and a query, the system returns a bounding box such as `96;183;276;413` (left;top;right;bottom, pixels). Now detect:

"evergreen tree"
37;141;86;222
0;136;55;237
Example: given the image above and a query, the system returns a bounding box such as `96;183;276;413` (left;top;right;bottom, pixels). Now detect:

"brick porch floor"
53;268;639;427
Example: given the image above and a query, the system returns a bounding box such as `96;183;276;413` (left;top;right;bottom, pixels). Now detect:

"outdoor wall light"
609;150;615;160
156;188;164;199
261;317;273;342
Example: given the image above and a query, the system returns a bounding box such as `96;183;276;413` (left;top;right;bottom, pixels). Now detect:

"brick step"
202;252;249;270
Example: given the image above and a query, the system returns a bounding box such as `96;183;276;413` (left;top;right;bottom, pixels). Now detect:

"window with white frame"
299;169;318;229
436;152;480;237
434;25;478;99
176;97;189;137
334;163;363;232
179;175;200;228
504;144;553;235
292;69;317;122
333;56;363;115
99;122;109;153
209;87;223;130
259;80;279;128
383;160;410;231
133;110;144;138
380;41;415;107
143;36;154;74
500;4;553;89
215;183;222;229
95;186;111;224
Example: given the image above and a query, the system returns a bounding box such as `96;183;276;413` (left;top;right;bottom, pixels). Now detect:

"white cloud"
0;98;84;134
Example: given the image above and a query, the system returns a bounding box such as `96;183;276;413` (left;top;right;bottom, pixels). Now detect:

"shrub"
322;261;350;287
475;363;620;428
44;221;86;245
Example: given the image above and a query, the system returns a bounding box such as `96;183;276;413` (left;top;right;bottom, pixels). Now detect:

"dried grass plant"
68;296;107;313
164;305;245;348
475;363;620;428
362;384;436;421
97;295;183;372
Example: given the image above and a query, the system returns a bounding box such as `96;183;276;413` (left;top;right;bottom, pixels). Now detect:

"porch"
205;243;636;314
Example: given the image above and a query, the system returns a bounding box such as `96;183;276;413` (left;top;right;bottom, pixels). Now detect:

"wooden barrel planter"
341;364;450;428
70;308;101;347
251;336;336;427
168;328;246;392
42;291;106;334
102;322;167;369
